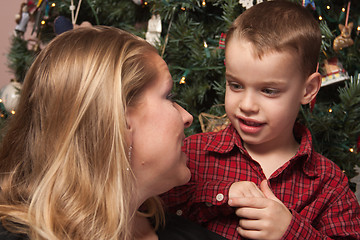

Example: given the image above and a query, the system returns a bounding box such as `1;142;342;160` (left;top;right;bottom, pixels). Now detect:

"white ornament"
239;0;264;9
146;14;162;47
0;82;22;112
132;0;143;5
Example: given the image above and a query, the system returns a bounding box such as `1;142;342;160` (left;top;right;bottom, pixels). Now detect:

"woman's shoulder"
157;213;226;240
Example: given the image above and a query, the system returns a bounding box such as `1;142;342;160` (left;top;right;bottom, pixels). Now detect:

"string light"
202;0;206;7
203;41;208;48
203;40;210;58
11;110;15;115
41;20;46;25
326;5;330;10
0;114;4;118
349;148;354;153
179;69;190;84
319;16;323;21
181;7;186;11
51;3;56;7
342;7;346;12
0;99;2;103
144;1;148;5
328;108;333;113
179;76;186;84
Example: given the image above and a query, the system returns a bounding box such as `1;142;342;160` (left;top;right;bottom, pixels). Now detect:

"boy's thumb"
260;180;282;203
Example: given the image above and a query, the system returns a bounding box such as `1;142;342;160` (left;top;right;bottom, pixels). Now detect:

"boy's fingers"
260;180;283;204
228;196;267;208
235;207;263;219
238;218;262;231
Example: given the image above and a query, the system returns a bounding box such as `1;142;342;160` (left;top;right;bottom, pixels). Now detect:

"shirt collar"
203;122;318;177
204;124;244;153
293;123;318;177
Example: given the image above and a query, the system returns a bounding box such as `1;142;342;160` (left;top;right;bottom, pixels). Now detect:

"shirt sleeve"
281;174;360;240
161;179;235;224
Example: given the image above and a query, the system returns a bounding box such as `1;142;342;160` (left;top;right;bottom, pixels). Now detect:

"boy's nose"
239;91;259;114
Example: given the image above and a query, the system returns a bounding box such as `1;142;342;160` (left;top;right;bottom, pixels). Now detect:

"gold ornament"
333;22;354;51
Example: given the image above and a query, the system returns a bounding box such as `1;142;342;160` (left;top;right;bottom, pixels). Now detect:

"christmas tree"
2;0;360;190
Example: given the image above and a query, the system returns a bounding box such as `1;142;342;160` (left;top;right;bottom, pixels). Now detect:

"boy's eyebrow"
225;72;239;81
225;72;288;86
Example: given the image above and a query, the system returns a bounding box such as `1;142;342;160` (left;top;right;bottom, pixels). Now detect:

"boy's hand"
229;181;265;198
228;180;292;240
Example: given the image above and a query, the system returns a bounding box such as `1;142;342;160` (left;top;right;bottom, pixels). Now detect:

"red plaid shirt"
161;124;360;239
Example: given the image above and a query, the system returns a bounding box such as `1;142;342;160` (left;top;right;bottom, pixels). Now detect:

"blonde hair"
226;0;321;78
0;26;163;239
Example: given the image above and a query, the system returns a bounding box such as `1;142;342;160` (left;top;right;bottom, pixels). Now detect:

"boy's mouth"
241;119;263;127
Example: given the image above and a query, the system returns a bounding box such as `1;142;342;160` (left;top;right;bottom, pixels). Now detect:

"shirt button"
176;209;183;216
205;202;212;207
216;193;224;202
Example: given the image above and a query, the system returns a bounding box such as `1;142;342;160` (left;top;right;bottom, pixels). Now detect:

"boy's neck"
243;134;300;179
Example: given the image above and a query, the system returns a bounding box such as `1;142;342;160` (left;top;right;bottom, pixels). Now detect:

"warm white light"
326;5;330;10
41;20;46;25
202;0;206;6
11;110;15;115
180;76;186;84
328;108;332;113
51;3;56;7
342;8;346;12
319;16;323;21
203;41;208;48
349;148;354;153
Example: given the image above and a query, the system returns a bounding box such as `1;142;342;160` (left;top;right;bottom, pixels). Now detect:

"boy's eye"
262;88;280;96
227;82;243;91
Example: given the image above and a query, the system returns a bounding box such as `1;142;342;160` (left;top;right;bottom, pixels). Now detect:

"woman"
0;26;226;240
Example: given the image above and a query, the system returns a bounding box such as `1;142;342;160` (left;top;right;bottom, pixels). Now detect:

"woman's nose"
175;103;193;128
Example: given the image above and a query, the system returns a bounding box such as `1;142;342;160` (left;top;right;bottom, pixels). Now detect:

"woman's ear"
125;108;134;147
301;72;322;105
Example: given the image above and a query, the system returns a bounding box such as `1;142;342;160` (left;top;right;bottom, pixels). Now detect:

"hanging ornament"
14;2;30;37
333;2;354;52
239;0;263;9
146;14;162;47
333;22;354;51
302;0;316;10
219;33;226;49
320;57;350;87
54;16;73;35
44;1;50;19
0;81;22;113
132;0;143;5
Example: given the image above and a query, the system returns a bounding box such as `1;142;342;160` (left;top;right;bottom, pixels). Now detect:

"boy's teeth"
244;120;261;126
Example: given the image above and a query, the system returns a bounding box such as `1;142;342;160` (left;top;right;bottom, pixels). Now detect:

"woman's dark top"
0;213;226;240
157;213;227;240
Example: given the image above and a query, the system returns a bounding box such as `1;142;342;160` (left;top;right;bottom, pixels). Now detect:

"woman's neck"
133;214;158;240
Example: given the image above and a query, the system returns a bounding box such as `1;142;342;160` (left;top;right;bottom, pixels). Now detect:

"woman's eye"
166;93;177;102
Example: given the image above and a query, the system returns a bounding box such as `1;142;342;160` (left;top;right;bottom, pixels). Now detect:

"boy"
161;1;360;239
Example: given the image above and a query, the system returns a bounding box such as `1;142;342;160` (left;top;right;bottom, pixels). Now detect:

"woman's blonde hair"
0;26;163;239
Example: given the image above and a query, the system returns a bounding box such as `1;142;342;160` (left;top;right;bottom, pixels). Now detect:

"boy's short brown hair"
226;0;321;78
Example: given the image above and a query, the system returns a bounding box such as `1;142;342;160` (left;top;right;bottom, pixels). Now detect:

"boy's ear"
301;72;322;105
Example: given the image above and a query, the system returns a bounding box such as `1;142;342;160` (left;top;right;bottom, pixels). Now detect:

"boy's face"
225;39;309;151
